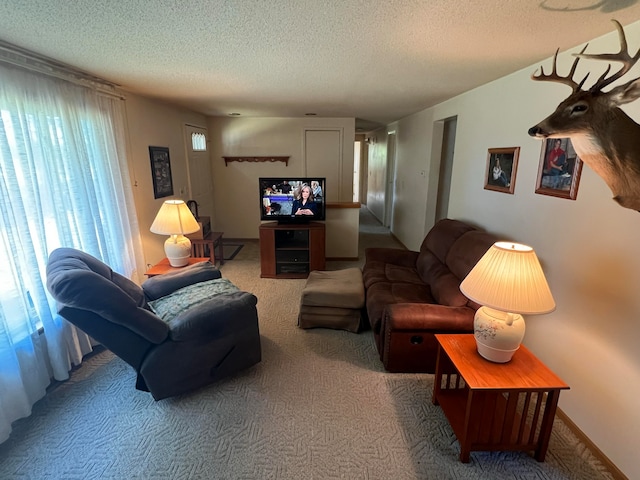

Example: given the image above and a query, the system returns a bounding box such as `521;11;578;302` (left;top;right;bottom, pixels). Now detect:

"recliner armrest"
167;291;258;341
142;261;222;300
383;303;475;331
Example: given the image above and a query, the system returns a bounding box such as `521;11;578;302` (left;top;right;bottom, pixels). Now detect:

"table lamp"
459;241;555;363
150;199;201;267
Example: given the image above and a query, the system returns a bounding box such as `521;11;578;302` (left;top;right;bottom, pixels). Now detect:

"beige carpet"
0;208;615;479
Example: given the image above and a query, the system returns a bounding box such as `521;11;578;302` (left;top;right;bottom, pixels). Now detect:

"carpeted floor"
222;241;243;261
0;208;615;479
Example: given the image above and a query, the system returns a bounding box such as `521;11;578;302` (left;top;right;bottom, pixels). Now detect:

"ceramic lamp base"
164;234;192;267
473;306;525;363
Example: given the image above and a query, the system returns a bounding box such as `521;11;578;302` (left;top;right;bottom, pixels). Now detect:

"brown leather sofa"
362;219;497;373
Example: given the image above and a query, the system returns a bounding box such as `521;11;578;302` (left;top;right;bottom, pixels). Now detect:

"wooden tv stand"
259;221;325;278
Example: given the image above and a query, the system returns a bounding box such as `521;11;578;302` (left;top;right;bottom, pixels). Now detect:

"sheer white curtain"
0;63;144;443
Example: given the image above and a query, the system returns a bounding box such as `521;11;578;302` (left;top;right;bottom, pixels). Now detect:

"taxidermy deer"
528;20;640;211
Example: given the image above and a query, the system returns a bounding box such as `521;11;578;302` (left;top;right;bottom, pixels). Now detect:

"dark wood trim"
223;156;289;166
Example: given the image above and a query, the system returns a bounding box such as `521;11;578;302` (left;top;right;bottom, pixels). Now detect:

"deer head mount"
528;20;640;211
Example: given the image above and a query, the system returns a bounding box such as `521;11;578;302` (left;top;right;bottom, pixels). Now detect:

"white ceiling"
0;1;639;131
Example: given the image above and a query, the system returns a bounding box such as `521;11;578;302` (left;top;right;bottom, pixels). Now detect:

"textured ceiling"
0;1;639;131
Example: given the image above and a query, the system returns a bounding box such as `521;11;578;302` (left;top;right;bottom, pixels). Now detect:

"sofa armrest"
142;261;222;300
383;303;475;331
364;248;419;268
167;291;258;341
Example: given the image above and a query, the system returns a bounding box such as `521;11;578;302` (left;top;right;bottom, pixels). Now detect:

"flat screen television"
260;177;326;223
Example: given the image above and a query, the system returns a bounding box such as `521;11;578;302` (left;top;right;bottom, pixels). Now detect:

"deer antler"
575;19;640;92
531;45;590;93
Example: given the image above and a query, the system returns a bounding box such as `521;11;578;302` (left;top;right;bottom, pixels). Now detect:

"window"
0;55;144;445
192;132;206;151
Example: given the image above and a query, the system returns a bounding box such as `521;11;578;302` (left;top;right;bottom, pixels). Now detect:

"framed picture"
535;138;583;200
484;147;520;194
149;146;173;199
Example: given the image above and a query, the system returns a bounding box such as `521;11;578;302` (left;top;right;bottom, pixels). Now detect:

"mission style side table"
432;334;569;463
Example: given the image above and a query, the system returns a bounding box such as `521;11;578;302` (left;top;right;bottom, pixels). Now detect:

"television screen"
260;177;326;222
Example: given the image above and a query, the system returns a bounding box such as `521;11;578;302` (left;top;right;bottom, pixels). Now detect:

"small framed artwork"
535;138;583;200
484;147;520;194
149;146;173;199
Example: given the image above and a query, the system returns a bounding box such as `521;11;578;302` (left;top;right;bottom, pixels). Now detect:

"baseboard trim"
557;408;627;480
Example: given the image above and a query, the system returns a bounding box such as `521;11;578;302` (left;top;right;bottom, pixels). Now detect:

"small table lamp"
150;199;201;267
459;241;555;363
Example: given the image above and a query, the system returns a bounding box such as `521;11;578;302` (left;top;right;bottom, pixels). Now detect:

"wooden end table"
432;334;569;463
145;257;210;277
190;231;224;265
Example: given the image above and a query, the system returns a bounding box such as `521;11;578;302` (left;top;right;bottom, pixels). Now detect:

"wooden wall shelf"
223;156;289;166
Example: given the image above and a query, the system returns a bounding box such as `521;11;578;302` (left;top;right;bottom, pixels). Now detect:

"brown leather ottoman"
298;268;365;333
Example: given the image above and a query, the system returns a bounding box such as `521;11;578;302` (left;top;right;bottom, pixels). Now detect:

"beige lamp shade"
150;200;200;235
460;241;555;315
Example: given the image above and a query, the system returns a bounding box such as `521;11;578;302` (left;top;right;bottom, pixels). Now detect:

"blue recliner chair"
46;248;261;400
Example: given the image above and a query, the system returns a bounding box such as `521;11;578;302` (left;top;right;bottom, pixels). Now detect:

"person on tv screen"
279;180;292;194
311;180;323;198
292;185;316;216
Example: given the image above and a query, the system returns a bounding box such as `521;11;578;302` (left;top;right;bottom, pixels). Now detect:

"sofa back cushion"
415;219;478;307
446;230;498;307
418;219;477;265
446;230;498;281
415;220;498;308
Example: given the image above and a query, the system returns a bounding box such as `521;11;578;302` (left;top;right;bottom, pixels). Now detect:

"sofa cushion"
416;251;468;307
446;230;498;282
365;281;435;333
419;219;477;264
430;272;469;307
416;219;477;286
363;248;419;289
362;260;388;288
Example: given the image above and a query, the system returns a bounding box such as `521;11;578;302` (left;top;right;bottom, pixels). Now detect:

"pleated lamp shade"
150;200;200;235
460;242;555;315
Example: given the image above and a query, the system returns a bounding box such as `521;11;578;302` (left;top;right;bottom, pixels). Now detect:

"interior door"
184;124;214;220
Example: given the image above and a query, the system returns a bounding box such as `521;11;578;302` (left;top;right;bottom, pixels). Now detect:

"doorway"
434;117;457;222
384;131;396;228
184;124;213;220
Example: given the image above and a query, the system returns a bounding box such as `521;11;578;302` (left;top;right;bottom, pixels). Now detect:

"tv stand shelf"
259;222;325;278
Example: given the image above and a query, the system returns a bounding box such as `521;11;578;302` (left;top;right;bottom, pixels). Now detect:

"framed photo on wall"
484;147;520;194
535;138;583;200
149;146;174;199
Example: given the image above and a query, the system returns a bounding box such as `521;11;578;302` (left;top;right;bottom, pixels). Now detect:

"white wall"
207;116;355;239
366;133;389;223
325;204;360;258
385;21;640;477
124;94;208;267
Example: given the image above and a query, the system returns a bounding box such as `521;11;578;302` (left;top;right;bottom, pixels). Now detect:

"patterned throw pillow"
148;278;240;322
